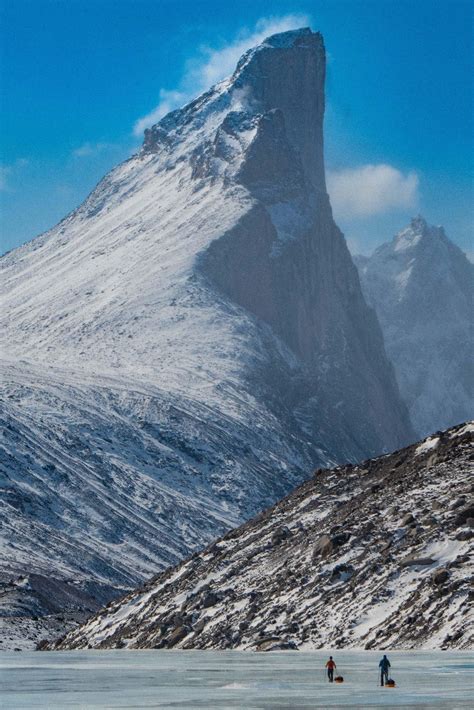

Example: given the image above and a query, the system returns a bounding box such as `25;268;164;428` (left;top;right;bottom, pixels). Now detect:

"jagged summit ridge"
393;215;448;253
143;27;326;191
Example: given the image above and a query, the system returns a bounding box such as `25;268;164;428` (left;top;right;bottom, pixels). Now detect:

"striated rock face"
356;216;473;438
2;28;412;645
48;422;474;652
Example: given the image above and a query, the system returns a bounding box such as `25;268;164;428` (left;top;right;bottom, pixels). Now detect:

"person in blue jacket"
379;654;391;686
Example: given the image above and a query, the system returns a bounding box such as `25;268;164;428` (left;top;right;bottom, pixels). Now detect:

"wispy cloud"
72;142;115;158
327;163;420;218
0;158;29;191
133;14;311;137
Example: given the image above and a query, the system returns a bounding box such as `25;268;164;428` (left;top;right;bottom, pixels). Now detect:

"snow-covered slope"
356;217;473;438
49;422;474;652
1;28;412;630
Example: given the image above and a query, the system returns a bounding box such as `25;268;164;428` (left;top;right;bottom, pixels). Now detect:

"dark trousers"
381;669;389;686
328;668;334;682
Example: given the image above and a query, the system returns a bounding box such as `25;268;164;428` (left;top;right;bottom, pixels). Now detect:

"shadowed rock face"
232;28;326;192
200;28;413;458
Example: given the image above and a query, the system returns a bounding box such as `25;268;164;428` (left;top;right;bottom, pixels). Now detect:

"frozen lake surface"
1;650;473;708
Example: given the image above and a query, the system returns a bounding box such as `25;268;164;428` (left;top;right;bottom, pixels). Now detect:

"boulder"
271;526;292;545
193;619;206;634
331;564;354;581
313;534;333;558
255;637;298;652
202;591;220;609
432;568;449;586
454;504;474;527
332;532;351;547
167;625;189;647
455;529;473;541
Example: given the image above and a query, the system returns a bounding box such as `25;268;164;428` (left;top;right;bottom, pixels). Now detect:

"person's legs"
328;668;334;682
380;670;384;686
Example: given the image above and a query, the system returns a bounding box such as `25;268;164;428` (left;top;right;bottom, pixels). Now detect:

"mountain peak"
253;26;322;50
393;215;444;253
262;26;317;47
409;214;428;233
233;27;322;70
142;27;326;191
229;27;326;190
1;21;414;649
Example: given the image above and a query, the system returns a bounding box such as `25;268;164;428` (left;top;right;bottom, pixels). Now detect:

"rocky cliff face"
48;422;473;652
1;28;412;645
196;28;411;458
356;217;473;438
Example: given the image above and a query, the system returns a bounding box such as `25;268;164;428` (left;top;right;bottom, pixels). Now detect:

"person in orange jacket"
325;656;337;682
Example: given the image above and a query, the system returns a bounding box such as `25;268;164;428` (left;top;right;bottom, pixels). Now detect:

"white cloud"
133;91;188;136
133;14;311;136
327;163;420;218
72;142;114;158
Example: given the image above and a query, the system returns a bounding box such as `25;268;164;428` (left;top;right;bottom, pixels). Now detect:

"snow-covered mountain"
1;28;412;630
356;217;473;438
48;422;474;652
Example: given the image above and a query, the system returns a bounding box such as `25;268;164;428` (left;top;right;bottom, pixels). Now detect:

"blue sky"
1;0;472;256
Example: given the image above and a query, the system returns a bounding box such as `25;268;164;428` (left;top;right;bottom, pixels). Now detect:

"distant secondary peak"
409;215;428;233
394;216;446;253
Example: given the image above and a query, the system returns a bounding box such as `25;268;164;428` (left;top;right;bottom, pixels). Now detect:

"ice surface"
1;650;473;709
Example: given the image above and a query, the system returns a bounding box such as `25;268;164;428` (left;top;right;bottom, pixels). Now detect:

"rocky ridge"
49;422;473;652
